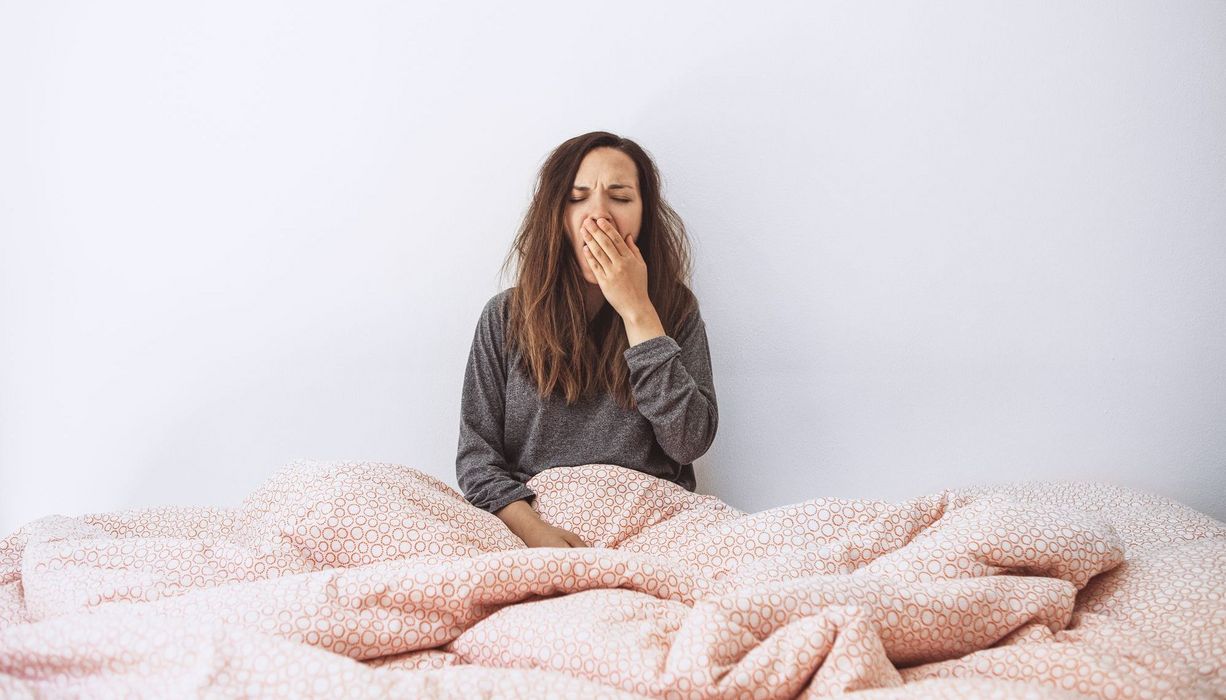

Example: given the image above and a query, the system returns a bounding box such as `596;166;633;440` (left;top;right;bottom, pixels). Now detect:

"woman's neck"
583;284;606;323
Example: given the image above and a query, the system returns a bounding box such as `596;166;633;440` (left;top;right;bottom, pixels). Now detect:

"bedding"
0;460;1222;698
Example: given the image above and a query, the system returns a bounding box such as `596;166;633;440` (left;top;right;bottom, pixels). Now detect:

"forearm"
624;304;666;347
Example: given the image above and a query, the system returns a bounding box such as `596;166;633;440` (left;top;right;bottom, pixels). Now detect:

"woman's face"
564;147;643;286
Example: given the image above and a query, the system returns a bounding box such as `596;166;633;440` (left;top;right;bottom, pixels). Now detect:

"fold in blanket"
0;460;1222;698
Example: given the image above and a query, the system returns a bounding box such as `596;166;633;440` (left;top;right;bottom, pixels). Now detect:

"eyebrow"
572;184;636;191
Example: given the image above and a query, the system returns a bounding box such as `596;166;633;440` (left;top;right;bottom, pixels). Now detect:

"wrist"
623;303;659;327
624;305;666;347
495;499;543;533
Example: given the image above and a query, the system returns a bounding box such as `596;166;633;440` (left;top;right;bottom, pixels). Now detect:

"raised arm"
622;305;719;465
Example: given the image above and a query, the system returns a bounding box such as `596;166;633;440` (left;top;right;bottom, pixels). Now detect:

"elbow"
700;399;718;456
671;404;718;465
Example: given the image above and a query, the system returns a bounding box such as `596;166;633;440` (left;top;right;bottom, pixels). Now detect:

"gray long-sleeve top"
455;287;718;514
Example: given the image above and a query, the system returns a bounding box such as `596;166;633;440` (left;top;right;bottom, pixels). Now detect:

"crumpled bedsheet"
0;460;1222;698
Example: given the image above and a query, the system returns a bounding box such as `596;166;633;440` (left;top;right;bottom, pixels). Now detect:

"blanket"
0;460;1222;698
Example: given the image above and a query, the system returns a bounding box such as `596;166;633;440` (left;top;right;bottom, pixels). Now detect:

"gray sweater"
455;287;718;514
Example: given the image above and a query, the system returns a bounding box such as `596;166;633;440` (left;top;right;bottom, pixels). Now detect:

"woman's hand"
581;216;651;321
495;499;589;548
516;520;590;548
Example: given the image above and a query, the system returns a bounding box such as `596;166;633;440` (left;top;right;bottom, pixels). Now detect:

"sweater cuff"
482;485;537;516
623;334;680;373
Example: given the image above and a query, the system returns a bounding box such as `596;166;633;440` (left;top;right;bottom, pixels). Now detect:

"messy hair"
497;131;699;411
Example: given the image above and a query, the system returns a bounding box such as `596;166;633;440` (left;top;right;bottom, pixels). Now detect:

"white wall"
2;1;1223;536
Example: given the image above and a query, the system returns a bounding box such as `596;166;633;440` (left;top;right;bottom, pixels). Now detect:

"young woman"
455;131;718;548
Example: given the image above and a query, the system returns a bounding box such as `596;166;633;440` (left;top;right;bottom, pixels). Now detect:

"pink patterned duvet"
1;460;1222;698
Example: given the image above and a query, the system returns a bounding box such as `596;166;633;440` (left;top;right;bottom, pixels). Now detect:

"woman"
455;131;718;548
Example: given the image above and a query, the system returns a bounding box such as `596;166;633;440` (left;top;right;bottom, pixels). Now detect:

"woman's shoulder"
673;284;703;324
476;287;517;348
480;287;514;318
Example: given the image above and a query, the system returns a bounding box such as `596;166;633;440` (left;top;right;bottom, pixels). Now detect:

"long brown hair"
496;131;699;412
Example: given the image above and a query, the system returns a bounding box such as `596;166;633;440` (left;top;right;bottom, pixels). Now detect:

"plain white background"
1;1;1223;536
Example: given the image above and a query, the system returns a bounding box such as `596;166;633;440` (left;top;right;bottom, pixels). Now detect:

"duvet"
0;460;1222;698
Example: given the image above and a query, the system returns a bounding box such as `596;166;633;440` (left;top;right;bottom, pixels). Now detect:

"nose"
584;208;612;225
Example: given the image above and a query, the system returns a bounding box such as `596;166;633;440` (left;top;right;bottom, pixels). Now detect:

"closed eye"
570;197;631;202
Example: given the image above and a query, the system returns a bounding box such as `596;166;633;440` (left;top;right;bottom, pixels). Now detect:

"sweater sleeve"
622;305;719;465
455;294;537;514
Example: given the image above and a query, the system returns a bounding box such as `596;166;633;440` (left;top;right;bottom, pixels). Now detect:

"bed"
1;459;1222;698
